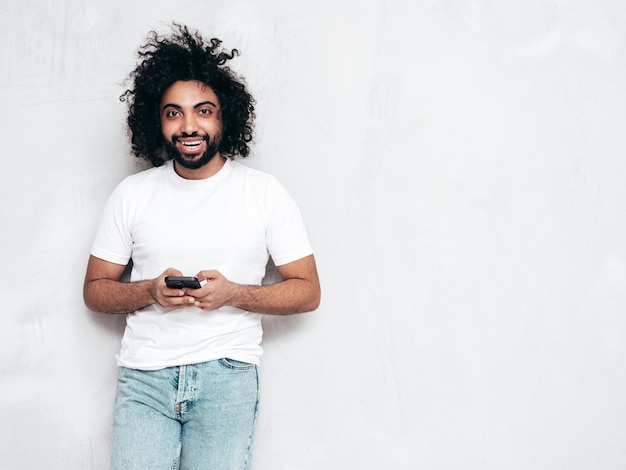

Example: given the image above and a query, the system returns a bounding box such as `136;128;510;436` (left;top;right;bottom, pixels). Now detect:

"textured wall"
2;0;626;468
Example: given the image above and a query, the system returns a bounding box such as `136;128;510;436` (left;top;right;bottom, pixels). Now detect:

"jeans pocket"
219;358;257;371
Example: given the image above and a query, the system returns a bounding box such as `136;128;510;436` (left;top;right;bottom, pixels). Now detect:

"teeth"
182;141;202;147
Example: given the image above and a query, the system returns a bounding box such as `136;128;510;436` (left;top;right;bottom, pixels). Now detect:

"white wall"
2;0;626;468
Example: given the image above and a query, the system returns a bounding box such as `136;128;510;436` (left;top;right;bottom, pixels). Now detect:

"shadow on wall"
88;309;127;338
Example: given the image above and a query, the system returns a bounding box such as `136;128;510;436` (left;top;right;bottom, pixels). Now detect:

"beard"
164;132;222;170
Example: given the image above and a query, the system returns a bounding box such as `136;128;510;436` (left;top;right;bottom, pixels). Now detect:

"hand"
153;268;198;310
190;270;238;311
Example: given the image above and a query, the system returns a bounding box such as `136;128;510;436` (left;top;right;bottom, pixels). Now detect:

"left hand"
186;269;238;311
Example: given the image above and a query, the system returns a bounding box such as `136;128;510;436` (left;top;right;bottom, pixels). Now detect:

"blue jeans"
110;359;259;470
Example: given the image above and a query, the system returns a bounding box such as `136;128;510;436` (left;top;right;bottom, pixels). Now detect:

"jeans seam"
243;368;259;470
219;357;256;371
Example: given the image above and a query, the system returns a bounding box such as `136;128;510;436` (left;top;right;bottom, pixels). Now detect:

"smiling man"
83;24;320;469
161;80;223;174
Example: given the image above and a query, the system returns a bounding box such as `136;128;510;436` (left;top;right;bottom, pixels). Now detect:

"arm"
192;254;321;315
83;255;196;314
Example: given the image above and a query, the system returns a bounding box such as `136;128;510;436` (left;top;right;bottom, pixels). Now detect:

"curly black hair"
120;24;255;166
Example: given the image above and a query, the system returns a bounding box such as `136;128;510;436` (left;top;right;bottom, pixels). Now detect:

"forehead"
160;80;220;107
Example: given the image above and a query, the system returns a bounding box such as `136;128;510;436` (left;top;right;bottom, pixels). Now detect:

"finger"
164;287;186;297
163;295;196;307
196;270;219;281
163;267;184;277
194;300;216;311
183;281;211;297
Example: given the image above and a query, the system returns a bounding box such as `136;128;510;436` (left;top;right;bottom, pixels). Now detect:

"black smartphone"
165;276;202;289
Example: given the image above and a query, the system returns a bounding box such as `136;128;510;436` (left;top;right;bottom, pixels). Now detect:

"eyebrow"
161;100;219;111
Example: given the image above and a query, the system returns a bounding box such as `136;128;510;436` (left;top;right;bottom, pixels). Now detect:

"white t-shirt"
91;159;313;370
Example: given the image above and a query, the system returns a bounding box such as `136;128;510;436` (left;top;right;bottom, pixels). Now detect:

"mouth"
174;136;207;155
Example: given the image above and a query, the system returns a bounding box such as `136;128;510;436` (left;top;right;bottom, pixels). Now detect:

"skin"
83;80;321;315
160;80;225;179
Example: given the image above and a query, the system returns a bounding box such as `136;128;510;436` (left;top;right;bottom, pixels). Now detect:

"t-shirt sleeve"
90;179;133;266
264;177;313;266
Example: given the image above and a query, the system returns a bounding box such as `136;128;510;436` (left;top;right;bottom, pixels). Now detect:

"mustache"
172;133;210;143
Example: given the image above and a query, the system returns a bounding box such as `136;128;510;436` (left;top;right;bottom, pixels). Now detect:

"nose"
180;114;199;135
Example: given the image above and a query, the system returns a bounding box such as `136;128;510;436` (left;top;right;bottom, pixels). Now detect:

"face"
160;80;223;171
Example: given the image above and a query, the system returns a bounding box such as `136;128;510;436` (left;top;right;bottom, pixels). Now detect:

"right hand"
152;268;198;310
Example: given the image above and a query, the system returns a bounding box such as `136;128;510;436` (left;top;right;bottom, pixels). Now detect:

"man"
83;24;320;469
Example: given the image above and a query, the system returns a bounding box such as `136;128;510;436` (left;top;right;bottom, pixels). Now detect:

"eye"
163;109;180;119
198;108;212;116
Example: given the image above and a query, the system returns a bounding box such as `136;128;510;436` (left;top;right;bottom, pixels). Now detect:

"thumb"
196;269;220;281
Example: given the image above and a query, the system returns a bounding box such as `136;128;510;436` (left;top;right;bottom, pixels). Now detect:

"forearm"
229;278;320;315
176;256;321;314
84;278;156;314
